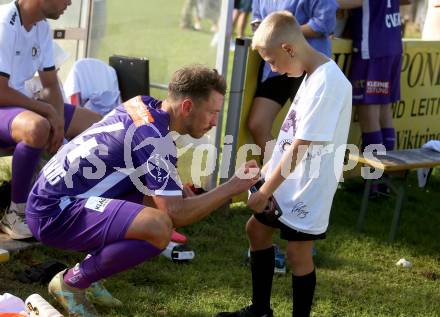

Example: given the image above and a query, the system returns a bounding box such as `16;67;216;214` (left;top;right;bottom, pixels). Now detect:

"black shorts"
254;61;304;106
253;212;327;241
234;0;252;12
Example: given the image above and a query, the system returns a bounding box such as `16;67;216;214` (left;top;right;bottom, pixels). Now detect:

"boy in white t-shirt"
216;11;352;317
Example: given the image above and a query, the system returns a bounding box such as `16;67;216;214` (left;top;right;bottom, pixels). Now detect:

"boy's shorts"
0;103;76;148
234;0;252;13
26;197;145;254
255;62;304;106
253;212;326;241
350;54;402;105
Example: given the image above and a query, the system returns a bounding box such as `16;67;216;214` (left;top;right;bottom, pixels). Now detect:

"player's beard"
184;114;210;138
189;125;211;139
189;129;205;139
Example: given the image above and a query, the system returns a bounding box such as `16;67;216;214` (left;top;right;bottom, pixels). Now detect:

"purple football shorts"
350;54;402;105
26;196;145;255
0;103;76;148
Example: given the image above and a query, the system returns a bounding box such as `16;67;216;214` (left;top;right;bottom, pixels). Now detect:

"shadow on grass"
317;269;440;316
331;172;440;257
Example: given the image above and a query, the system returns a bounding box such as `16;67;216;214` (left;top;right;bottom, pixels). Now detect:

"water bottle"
0;248;9;263
273;244;286;274
25;294;63;317
161;241;195;262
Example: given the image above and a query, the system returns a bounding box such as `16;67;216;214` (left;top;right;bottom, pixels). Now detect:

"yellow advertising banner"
335;39;440;149
388;40;440;149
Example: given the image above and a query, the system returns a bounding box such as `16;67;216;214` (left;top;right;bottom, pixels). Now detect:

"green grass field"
1;173;440;316
96;0;220;100
1;1;439;316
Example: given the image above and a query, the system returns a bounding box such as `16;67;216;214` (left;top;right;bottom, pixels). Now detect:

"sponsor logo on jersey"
366;80;390;95
146;153;171;184
124;96;155;127
385;12;401;28
31;45;40;59
85;197;112;213
9;12;17;25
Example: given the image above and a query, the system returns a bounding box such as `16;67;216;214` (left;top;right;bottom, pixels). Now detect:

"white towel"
417;140;440;188
422;140;440;152
0;293;26;314
83;90;120;116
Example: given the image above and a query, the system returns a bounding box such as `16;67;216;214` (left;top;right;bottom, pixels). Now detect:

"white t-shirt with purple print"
266;60;352;235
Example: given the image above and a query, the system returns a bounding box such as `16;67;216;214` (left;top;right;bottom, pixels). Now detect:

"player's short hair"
252;11;303;50
168;65;226;101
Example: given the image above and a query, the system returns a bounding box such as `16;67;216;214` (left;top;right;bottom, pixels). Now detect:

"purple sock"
361;131;383;152
381;128;396;151
64;240;162;289
11;142;42;204
64;264;90;289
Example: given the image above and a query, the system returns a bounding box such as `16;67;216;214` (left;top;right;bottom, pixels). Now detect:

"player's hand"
44;106;64;154
228;160;260;195
247;190;270;214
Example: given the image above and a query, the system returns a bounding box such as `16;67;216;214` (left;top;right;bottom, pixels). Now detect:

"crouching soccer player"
216;12;352;317
26;65;260;317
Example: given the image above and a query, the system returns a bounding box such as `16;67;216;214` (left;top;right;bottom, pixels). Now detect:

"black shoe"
215;305;273;317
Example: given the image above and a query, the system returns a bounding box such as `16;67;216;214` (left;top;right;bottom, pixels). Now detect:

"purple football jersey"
27;96;182;218
350;0;403;59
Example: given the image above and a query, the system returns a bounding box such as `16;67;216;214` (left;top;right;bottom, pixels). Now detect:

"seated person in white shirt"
0;0;101;240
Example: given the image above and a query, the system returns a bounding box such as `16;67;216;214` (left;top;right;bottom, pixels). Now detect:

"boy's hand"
247;190;270;213
228;160;260;196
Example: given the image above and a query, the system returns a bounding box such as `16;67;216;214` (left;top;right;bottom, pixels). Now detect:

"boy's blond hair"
252;11;304;50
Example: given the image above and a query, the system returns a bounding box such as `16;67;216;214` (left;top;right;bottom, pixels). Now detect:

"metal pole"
74;0;84;60
206;0;234;190
150;82;169;91
357;178;372;232
220;38;251;183
84;0;93;57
